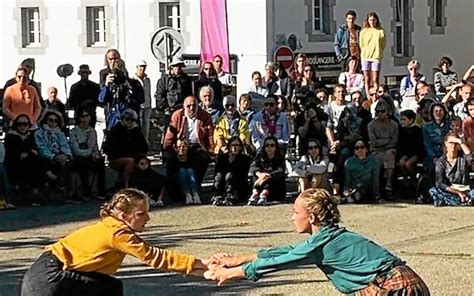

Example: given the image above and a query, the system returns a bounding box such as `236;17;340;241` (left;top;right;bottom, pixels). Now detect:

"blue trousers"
429;187;474;206
178;168;197;195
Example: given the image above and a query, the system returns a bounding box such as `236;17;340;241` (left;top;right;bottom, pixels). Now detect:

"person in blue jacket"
205;188;430;295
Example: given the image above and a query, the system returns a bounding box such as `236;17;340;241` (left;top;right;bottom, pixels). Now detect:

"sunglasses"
124;117;136;122
376;109;386;114
48;118;59;123
17;122;29;126
185;104;196;108
265;143;276;148
225;104;235;108
354;145;366;150
308;145;319;150
409;68;418;71
264;102;275;107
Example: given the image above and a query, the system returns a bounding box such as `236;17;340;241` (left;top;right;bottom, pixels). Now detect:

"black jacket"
155;73;193;112
104;122;148;160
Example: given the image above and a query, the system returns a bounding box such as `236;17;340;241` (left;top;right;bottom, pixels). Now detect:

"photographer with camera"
99;49;144;130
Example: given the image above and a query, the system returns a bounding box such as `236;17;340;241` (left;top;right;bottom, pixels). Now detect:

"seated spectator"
429;132;473;206
4;114;43;206
450;116;463;138
163;96;214;188
104;109;148;189
0;142;11;209
338;56;364;101
250;95;290;153
274;62;293;100
211;136;252;206
292;139;329;192
351;91;371;141
261;62;279;95
397;110;424;188
290;53;307;82
463;98;474;151
343;140;380;203
293;64;323;108
34;110;74;201
238;93;255;123
70;109;105;200
248;135;286;205
214;95;251;155
442;82;472;118
195;62;223;105
413;81;436;126
129;154;165;207
3;67;42;125
434;56;458;99
423;102;450;170
399;60;426;111
295;102;328;156
167;139;201;205
44;86;68;132
247;71;268;110
368;102;399;197
199;86;221;125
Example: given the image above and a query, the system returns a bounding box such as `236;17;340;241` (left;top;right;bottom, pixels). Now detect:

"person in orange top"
3;67;42;124
21;188;214;296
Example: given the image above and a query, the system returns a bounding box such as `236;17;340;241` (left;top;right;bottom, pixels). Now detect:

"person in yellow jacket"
214;95;253;155
359;11;385;97
21;188;214;296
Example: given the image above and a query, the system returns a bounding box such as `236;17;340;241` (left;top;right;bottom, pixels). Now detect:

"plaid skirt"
355;264;430;296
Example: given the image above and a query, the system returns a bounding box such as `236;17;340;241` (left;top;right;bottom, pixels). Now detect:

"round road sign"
274;46;295;69
151;27;184;63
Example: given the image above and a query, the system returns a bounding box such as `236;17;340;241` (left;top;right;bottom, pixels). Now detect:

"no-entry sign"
274;46;295;69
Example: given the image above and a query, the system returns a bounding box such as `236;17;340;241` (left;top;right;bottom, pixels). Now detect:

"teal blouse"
243;225;401;294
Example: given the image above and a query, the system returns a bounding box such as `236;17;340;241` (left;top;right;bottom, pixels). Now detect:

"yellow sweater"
46;216;195;275
359;27;385;62
213;115;251;154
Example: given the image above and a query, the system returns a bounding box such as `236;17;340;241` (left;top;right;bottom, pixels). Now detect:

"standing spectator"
4;114;43;206
292;139;330;192
44;87;68;132
238;93;255;123
214;95;251;155
248;135;286;205
368;102;398;197
199;86;221;124
196;61;223;105
129;154;165;207
3;58;43;106
423;102;451;170
261;62;279;95
70;109;105;200
399;60;426;111
213;54;232;96
155;56;193;119
133;59;152;141
359;12;385;96
274;62;293;100
68;64;100;127
103;109;148;189
338;56;364;101
429;132;473;206
290;53;308;82
397;110;424;188
211;136;252;206
247;71;268;110
334;10;361;63
434;56;458;99
163;96;214;188
250;95;290;153
343;140;380;203
35;110;73;201
463;98;474;151
167;139;201;205
3;67;42;124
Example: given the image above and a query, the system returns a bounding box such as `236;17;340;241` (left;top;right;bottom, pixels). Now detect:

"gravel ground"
0;200;472;296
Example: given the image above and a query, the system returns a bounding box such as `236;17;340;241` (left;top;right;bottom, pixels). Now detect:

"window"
428;0;446;34
86;6;106;47
21;7;41;47
312;0;330;34
394;0;409;57
159;2;180;32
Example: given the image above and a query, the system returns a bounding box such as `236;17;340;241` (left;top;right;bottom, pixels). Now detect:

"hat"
78;64;91;74
223;95;237;107
169;56;185;68
136;59;147;67
120;109;138;120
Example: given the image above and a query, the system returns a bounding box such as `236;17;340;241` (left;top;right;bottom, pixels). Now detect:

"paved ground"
0;198;472;296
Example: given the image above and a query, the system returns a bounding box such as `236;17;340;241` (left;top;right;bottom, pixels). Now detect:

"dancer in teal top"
205;188;429;295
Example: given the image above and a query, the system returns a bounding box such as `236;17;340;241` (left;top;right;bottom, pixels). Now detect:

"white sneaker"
185;193;194;205
192;192;201;204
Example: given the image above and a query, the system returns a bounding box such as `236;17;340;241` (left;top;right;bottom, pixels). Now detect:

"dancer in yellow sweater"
21;188;212;296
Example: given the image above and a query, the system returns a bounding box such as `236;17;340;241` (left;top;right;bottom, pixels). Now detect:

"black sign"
305;52;341;72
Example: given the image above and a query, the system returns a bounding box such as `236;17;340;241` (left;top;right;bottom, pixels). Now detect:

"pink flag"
200;0;230;72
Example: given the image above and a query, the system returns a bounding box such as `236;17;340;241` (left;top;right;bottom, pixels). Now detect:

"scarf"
262;109;278;135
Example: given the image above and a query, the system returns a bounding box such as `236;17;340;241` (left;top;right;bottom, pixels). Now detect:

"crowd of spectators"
0;10;473;210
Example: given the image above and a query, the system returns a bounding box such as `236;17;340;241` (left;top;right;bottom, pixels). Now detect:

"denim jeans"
21;252;123;296
178;168;197;195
